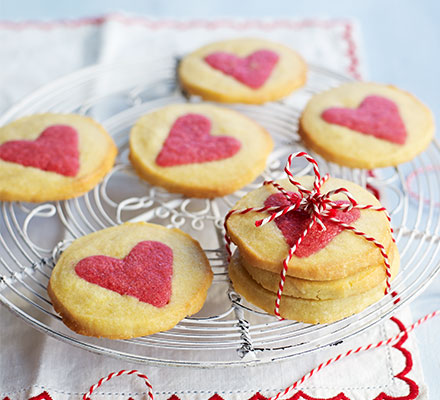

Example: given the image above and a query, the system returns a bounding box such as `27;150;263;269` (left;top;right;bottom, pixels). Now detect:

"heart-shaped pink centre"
75;241;173;307
321;95;407;144
156;113;241;167
204;49;279;89
0;125;79;176
264;192;360;258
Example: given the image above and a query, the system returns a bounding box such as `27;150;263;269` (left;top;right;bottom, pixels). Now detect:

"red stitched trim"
0;15;360;82
406;165;440;208
342;22;362;80
2;391;54;400
366;182;380;200
0;14;351;31
366;171;381;200
249;392;350;400
209;395;228;400
30;393;53;400
0;16;108;30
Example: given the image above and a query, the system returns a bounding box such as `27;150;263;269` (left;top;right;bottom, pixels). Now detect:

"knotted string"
224;151;394;319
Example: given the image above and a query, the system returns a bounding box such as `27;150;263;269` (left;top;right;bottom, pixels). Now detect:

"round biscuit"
179;38;307;104
48;222;213;339
129;103;273;198
0;113;117;202
299;82;434;168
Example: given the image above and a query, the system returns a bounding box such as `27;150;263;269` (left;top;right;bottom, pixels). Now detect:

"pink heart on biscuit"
321;95;407;144
264;192;360;258
204;49;279;89
156;113;241;167
75;241;173;307
0;125;80;176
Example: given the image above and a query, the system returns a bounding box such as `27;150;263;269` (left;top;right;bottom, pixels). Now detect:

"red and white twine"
224;151;394;319
83;369;153;400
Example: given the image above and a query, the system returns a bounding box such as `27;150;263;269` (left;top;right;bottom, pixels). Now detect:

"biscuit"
226;176;393;281
48;222;213;339
179;38;307;104
299;82;434;168
241;241;398;300
229;250;399;324
0;113;117;202
129;103;273;198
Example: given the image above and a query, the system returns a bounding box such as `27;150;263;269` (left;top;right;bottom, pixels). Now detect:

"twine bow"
225;151;394;319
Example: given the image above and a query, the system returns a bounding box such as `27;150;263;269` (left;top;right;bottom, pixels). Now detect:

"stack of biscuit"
226;176;398;324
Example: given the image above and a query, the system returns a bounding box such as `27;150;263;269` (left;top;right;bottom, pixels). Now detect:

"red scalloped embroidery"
249;393;349;400
29;393;53;400
343;22;361;80
208;396;227;400
373;317;418;400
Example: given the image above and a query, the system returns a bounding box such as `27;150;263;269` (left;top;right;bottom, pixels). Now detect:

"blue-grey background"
1;0;439;395
1;0;439;119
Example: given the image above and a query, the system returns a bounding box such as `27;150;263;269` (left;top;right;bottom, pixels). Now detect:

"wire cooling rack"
1;57;440;367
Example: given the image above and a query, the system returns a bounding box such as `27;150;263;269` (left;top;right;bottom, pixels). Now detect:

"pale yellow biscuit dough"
48;222;213;339
229;251;399;324
299;82;434;168
179;38;307;104
241;241;398;300
226;176;393;280
0;113;117;202
129;103;273;198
